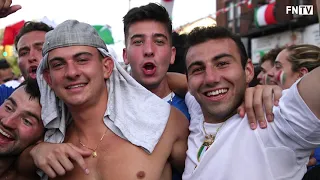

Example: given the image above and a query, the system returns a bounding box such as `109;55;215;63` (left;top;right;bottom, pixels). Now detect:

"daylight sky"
0;0;216;60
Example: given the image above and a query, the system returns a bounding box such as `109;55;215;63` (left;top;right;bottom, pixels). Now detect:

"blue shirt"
0;85;15;105
168;94;191;121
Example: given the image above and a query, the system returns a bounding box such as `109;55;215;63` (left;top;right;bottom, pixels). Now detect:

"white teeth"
206;89;228;96
67;84;85;89
0;129;11;138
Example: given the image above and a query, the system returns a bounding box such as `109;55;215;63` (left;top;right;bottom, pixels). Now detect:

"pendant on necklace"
92;151;97;158
203;134;215;146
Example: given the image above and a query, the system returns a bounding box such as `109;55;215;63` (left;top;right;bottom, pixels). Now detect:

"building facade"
216;0;319;64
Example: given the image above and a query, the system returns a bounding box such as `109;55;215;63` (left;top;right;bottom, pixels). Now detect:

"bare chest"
53;131;171;180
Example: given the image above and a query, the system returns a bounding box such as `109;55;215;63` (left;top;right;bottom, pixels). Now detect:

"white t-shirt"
183;80;320;180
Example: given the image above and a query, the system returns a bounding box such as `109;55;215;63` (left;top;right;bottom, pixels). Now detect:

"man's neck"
0;157;15;176
203;110;238;124
147;78;172;99
68;88;109;138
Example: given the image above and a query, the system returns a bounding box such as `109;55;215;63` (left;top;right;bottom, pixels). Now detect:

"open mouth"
28;66;38;79
0;128;14;142
205;88;229;97
142;62;156;75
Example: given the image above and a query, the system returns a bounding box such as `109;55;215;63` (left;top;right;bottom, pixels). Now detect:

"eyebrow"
187;53;234;72
7;97;17;107
6;97;40;122
130;33;168;41
48;52;93;63
130;34;144;41
153;33;168;40
187;61;204;72
18;41;44;52
33;42;44;47
25;111;41;123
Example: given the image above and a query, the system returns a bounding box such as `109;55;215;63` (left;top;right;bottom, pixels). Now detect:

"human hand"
0;0;21;18
237;85;282;130
30;142;92;178
307;150;317;167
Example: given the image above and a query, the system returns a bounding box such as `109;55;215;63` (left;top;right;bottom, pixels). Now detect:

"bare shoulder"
166;106;190;141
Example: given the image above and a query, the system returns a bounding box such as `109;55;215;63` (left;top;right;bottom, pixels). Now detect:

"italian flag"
276;70;286;85
161;0;174;19
2;20;25;46
264;74;271;85
247;0;252;9
254;3;277;27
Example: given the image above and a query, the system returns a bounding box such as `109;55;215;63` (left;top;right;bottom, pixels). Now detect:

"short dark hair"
0;59;11;70
168;32;187;74
123;3;172;45
16;78;40;101
14;21;53;51
259;47;283;66
185;26;248;69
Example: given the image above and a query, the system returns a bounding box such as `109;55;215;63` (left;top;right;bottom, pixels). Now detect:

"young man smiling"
183;26;320;180
0;80;44;180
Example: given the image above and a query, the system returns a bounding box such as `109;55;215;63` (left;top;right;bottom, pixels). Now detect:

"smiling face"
0;86;43;157
186;38;253;122
269;49;300;89
123;20;176;90
44;46;114;109
17;31;46;79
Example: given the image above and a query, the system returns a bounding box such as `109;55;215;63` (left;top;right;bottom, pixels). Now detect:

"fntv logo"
286;5;313;15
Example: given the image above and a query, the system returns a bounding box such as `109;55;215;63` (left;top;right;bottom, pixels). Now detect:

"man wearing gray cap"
30;19;189;180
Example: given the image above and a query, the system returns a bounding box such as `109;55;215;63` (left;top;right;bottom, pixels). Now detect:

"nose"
204;67;221;86
28;48;40;64
1;114;18;130
143;39;154;58
65;61;80;80
267;67;276;77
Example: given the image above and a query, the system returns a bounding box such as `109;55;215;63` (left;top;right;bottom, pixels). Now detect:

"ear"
298;67;309;78
123;48;129;65
102;56;114;79
43;69;53;87
245;59;254;84
170;47;176;65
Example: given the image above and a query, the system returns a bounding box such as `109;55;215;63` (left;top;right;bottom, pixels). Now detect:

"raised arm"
298;66;320;119
167;72;188;98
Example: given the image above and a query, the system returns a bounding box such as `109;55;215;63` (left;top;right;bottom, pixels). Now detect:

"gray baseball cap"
42;19;108;56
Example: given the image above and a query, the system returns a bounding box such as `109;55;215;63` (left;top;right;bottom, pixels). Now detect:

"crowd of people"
0;0;320;179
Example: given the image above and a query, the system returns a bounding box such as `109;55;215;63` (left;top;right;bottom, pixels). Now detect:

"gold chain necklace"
78;129;108;158
202;121;225;146
197;121;225;162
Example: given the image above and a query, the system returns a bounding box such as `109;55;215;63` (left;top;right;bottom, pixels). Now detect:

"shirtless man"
0;79;43;180
30;19;282;180
31;19;189;180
